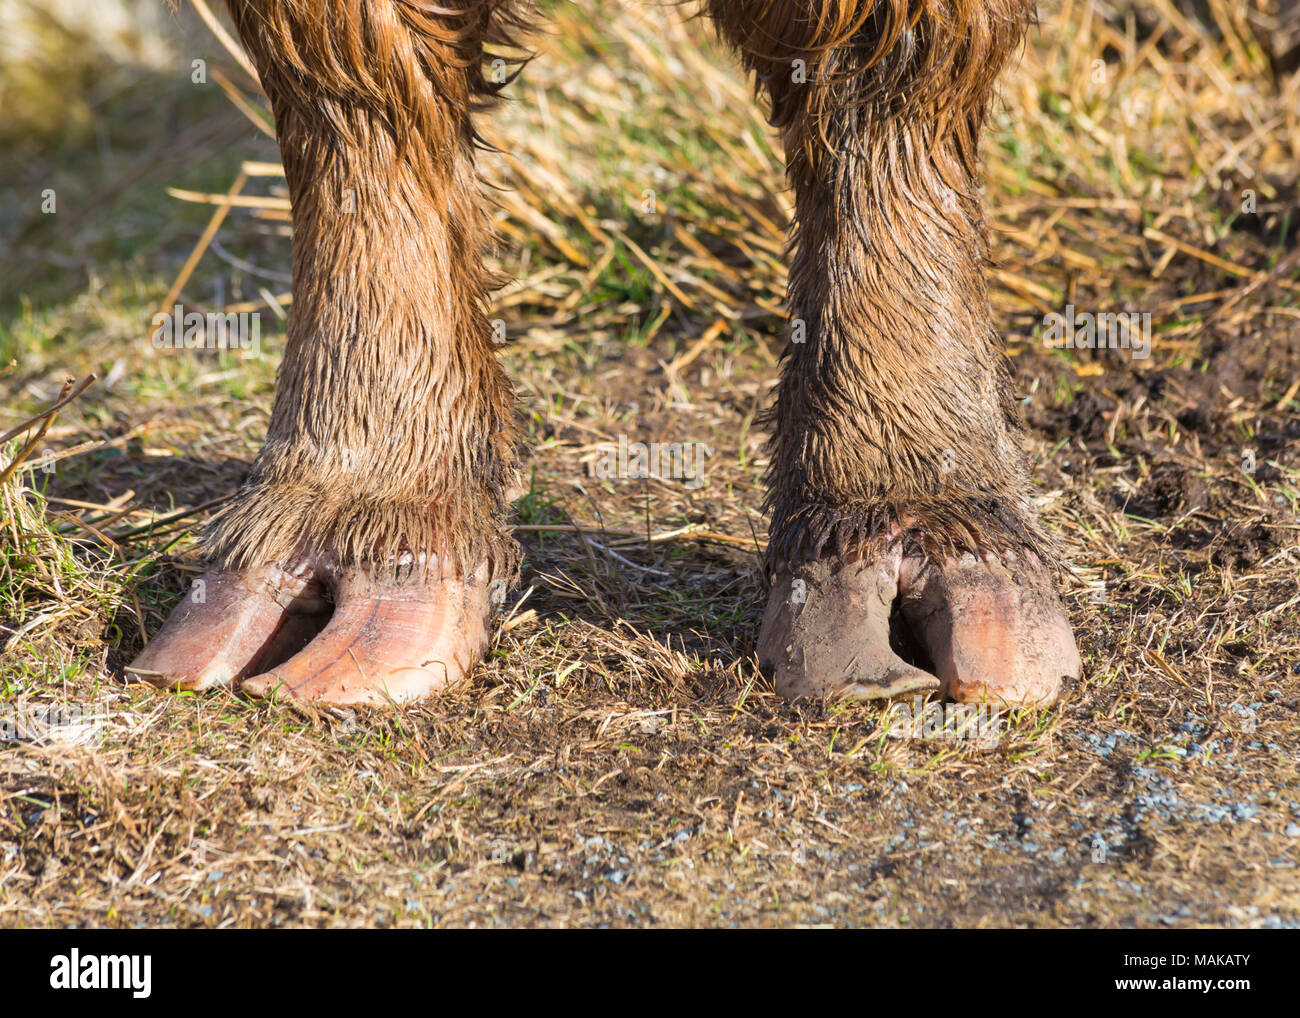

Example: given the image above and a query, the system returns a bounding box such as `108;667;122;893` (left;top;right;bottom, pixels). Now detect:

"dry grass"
0;0;1298;927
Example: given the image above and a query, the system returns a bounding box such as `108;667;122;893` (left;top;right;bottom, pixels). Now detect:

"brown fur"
204;0;533;581
206;0;1051;589
703;0;1055;571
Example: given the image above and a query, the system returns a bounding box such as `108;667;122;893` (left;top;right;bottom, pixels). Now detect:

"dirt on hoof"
758;556;940;701
758;549;1079;708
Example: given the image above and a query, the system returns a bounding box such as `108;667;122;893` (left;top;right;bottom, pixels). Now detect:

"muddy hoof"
758;551;940;701
759;548;1080;707
128;557;495;706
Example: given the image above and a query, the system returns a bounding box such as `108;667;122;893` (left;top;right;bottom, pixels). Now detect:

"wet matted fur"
205;0;1053;583
704;0;1054;571
204;0;535;582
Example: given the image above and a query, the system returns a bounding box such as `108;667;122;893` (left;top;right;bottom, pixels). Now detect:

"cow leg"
129;0;529;705
705;0;1081;705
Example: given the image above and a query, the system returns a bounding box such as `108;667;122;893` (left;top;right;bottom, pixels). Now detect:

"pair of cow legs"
130;0;1081;706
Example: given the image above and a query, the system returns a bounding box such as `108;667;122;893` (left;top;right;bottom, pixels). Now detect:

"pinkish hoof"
239;565;493;706
126;565;327;692
129;558;495;706
899;550;1080;707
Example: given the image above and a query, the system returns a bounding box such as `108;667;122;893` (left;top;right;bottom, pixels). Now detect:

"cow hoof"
759;548;1080;707
128;558;494;706
126;564;328;692
757;550;940;702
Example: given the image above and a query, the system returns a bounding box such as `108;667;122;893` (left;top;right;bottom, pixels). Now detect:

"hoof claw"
130;560;494;707
759;548;1080;708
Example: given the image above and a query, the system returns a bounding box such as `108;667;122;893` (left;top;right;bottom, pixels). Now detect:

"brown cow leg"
706;0;1081;705
129;0;529;704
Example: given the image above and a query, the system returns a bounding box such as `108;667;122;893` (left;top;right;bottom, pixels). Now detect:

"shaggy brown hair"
704;0;1052;571
204;0;1049;589
204;0;535;581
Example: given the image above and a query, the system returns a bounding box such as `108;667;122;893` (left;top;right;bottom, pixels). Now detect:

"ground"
1;0;1298;928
